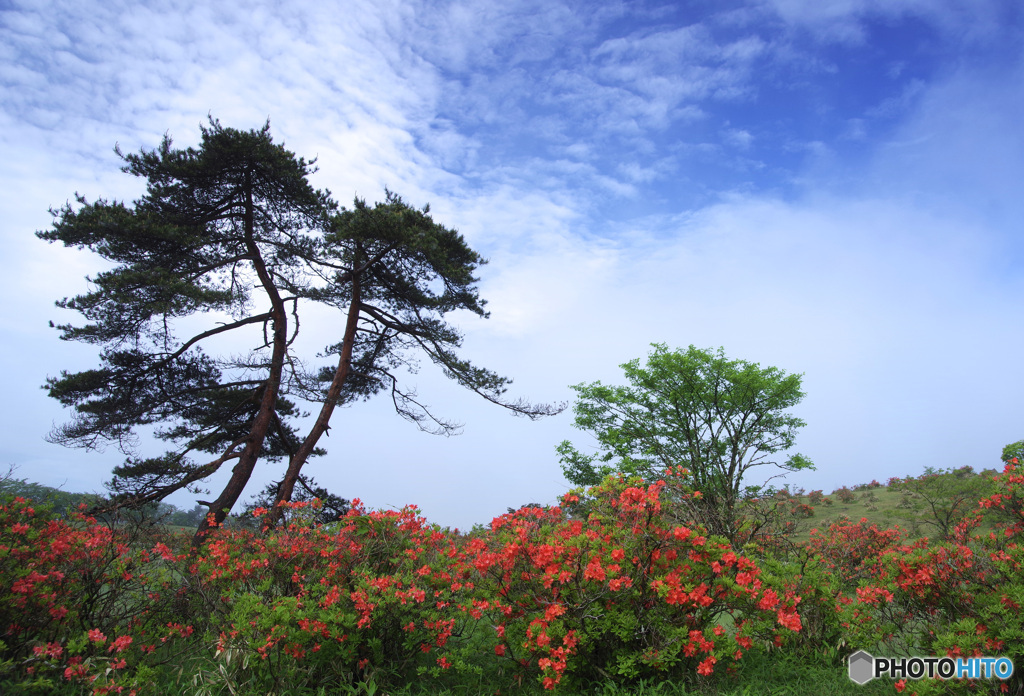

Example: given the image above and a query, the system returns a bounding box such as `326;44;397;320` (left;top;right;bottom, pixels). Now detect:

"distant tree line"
2;471;208;527
0;469;356;529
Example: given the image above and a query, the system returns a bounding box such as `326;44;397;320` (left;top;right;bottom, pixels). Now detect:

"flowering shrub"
805;518;913;591
1;471;806;694
834;487;856;504
0;496;200;694
827;460;1024;695
752;547;845;656
22;458;1024;695
474;471;803;688
790;503;814;519
207;473;804;691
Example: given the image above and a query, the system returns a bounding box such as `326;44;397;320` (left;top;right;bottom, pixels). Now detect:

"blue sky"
2;0;1023;529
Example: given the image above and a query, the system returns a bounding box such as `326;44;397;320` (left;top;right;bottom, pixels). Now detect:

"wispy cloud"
762;0;1012;45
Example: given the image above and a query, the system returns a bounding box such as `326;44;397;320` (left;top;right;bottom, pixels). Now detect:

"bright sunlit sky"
2;0;1023;529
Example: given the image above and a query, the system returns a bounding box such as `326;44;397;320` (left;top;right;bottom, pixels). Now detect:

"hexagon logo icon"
848;650;875;684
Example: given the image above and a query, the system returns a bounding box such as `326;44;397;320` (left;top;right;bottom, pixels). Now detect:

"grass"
786;483;909;545
774;469;1002;544
107;646;895;696
713;647;895;696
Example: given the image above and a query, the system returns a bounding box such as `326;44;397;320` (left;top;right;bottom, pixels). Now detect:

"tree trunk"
192;174;289;548
263;270;362;529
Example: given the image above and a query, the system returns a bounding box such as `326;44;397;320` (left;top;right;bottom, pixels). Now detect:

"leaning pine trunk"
263;271;363;530
193;176;290;547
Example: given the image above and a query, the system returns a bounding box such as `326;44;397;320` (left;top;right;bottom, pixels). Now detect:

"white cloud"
762;0;1008;45
722;127;754;149
865;59;1024;227
3;0;1023;529
582;26;766;127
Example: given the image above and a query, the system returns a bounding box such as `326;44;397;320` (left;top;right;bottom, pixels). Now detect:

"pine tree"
40;119;560;543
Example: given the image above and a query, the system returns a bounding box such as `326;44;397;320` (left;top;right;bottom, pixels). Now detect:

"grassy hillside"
773;466;1002;544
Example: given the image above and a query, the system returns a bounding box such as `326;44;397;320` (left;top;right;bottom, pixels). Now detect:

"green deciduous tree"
889;466;996;540
557;344;813;544
1002;439;1024;464
39;118;558;543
